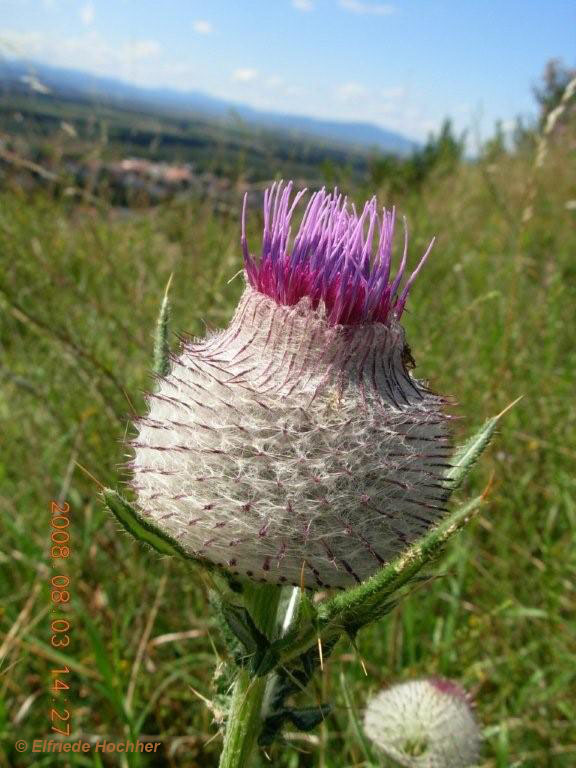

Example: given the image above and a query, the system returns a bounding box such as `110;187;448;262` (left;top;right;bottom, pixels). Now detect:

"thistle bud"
131;182;452;589
363;678;481;767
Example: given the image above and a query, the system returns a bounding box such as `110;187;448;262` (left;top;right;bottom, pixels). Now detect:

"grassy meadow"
1;124;575;767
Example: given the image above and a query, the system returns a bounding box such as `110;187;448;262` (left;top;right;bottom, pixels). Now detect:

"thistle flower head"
363;678;481;768
130;182;452;589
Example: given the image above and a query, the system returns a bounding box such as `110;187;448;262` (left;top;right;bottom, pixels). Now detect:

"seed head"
131;182;453;589
363;678;481;768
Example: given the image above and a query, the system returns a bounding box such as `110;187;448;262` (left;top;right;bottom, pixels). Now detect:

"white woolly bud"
130;285;452;589
363;678;481;768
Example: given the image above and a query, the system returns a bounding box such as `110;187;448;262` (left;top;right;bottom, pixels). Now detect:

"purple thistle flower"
242;181;435;326
130;182;452;589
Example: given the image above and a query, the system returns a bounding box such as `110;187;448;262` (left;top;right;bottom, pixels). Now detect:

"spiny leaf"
103;488;206;565
320;494;484;629
153;273;173;377
447;396;522;488
271;494;485;669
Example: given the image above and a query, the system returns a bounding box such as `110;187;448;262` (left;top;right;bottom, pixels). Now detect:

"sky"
1;0;575;144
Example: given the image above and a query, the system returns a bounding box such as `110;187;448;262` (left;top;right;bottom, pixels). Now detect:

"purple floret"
242;181;434;326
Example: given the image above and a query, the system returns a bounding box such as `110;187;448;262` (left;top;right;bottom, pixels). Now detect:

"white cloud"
0;30;43;58
336;81;368;101
121;40;161;61
380;86;405;100
0;29;167;88
192;20;213;35
292;0;314;11
265;75;284;88
285;84;306;97
232;68;258;83
79;2;95;26
339;0;395;16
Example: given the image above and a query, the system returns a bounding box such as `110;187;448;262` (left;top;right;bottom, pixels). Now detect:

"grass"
0;127;575;767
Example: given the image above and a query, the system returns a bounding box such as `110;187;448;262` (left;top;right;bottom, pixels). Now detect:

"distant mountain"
0;59;417;155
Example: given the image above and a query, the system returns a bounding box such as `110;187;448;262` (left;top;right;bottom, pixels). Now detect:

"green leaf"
103;488;206;565
153;273;173;377
214;595;280;675
447;396;522;488
219;601;269;657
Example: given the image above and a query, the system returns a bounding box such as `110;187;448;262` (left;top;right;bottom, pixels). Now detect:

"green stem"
219;583;282;768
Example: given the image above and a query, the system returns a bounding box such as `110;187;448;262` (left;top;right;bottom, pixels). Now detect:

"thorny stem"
219;583;283;768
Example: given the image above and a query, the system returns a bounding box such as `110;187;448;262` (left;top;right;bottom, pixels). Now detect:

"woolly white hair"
363;678;481;768
130;286;452;589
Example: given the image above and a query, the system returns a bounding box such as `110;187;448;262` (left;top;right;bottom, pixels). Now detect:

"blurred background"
1;1;575;766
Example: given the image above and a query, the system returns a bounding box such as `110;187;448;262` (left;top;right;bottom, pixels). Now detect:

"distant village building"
112;158;194;186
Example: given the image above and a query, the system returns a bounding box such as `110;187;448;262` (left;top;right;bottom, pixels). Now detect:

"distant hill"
0;59;417;155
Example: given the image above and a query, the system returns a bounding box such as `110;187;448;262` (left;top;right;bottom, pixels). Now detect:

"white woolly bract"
363;679;481;768
130;286;452;589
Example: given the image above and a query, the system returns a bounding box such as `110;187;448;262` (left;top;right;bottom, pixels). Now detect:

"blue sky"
2;0;575;143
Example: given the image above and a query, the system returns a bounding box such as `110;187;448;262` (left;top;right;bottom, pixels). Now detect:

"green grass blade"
339;671;376;765
83;614;129;724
